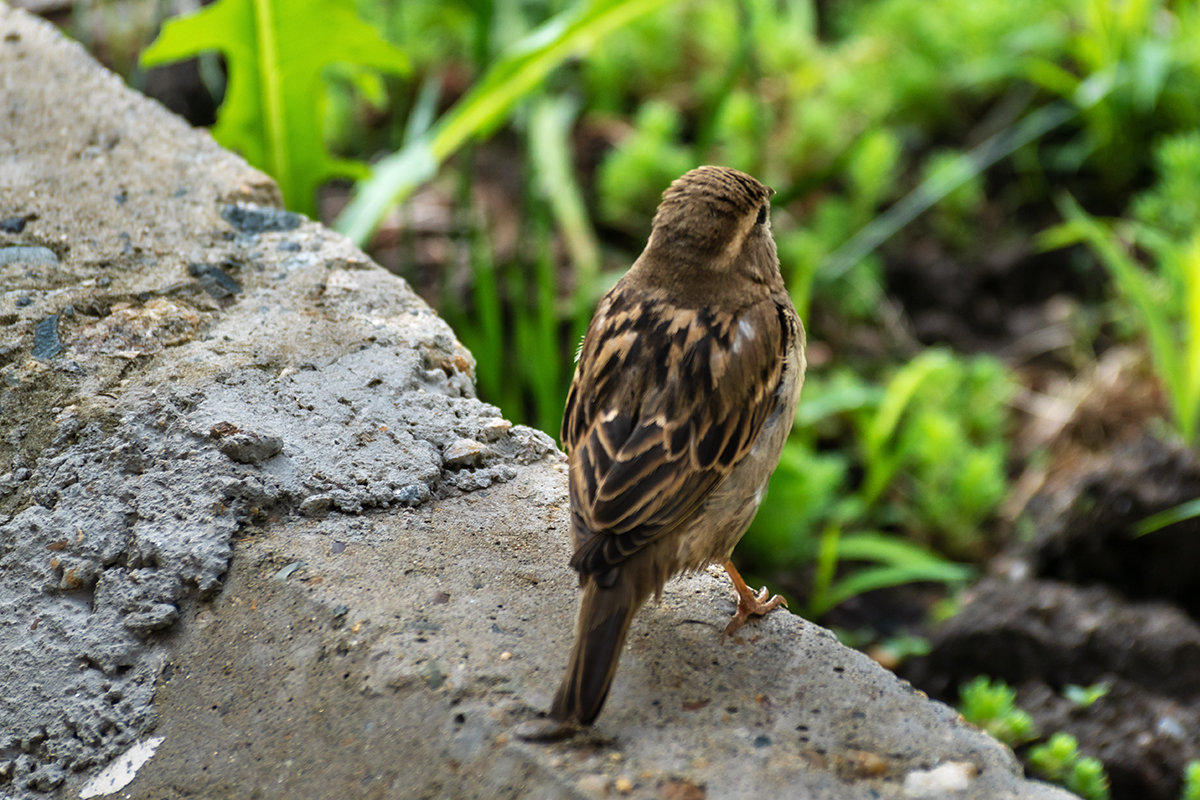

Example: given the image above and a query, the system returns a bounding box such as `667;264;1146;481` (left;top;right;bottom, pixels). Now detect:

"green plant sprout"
1063;682;1110;708
1028;732;1111;800
958;676;1039;747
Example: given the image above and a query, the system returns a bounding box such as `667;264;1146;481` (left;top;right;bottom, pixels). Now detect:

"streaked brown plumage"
528;166;805;735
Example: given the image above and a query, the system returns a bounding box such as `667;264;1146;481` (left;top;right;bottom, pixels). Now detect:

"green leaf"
141;0;409;216
836;533;973;570
335;0;673;246
807;531;973;616
1135;497;1200;536
859;350;951;505
1183;760;1200;800
528;95;602;344
818;561;973;615
1063;682;1110;708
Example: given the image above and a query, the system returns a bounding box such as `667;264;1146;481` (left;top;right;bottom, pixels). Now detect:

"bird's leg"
721;559;787;637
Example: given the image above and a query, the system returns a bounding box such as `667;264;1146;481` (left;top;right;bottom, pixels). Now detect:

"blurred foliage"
1063;682;1111;709
1185;761;1200;800
958;678;1114;800
1044;130;1200;445
744;349;1014;594
1029;732;1112;800
335;0;675;244
958;676;1039;747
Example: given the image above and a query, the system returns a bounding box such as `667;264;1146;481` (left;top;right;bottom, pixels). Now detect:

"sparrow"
521;165;806;737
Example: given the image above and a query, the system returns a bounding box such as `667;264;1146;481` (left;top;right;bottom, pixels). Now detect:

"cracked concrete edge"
2;6;554;796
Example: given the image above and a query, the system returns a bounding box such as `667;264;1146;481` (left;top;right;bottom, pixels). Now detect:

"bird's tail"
549;576;645;725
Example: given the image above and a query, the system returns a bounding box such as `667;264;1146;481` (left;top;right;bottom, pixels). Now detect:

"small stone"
576;774;609;796
394;483;430;506
57;558;97;591
477;417;512;442
903;761;977;796
0;215;27;233
443;438;487;468
330;489;362;514
32;314;63;360
615;777;634;794
189;262;242;298
210;421;239;438
123;603;179;636
27;762;65;791
0;245;58;265
843;749;889;777
300;495;332;517
216;430;283;464
274;561;306;581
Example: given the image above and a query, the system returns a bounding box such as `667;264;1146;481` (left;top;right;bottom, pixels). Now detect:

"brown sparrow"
526;165;805;736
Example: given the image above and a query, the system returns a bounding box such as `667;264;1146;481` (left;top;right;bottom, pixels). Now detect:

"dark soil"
895;403;1200;800
901;574;1200;800
1026;434;1200;618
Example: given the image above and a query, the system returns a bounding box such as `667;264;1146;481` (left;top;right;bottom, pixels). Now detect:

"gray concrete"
0;5;1077;799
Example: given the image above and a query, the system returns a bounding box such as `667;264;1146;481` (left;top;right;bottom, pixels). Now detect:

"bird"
520;165;806;738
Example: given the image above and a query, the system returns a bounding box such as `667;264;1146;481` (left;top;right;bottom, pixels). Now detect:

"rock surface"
0;6;1076;799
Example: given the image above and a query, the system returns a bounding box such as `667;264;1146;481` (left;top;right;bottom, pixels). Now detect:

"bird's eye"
755;205;769;225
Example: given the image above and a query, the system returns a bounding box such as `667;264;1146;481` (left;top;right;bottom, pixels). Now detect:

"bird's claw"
723;586;787;638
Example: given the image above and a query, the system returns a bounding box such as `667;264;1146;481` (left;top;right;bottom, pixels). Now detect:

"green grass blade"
468;221;503;403
793;381;880;428
1134;497;1200;537
531;214;565;434
817;561;974;616
1180;235;1200;443
528;95;602;347
808;523;842;618
859;351;950;506
836;533;966;568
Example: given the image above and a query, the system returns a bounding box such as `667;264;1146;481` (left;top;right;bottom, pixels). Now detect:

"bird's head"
642;165;778;284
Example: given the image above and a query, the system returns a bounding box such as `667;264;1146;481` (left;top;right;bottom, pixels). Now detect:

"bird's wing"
562;284;789;575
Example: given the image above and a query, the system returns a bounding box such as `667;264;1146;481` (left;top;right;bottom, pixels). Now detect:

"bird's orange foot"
721;559;788;638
